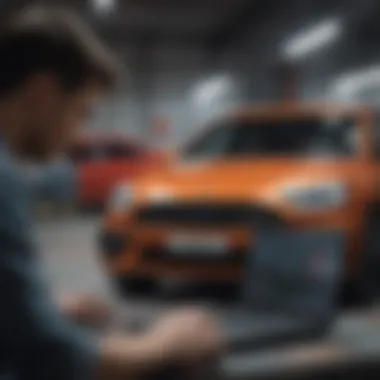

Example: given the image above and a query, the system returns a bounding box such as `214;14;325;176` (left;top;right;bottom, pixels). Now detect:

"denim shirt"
0;146;98;379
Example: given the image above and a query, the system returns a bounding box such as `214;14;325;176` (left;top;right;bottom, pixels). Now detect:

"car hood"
132;157;353;203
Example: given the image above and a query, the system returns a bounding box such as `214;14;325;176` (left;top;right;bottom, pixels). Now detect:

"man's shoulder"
0;159;31;243
0;159;25;199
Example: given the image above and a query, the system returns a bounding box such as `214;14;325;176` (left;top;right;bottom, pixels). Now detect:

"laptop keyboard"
221;309;297;330
220;309;314;349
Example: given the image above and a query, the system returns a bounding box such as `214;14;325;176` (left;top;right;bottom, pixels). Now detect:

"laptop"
220;228;343;352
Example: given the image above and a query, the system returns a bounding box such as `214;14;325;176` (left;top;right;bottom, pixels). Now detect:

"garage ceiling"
77;0;258;45
0;0;274;50
3;0;380;61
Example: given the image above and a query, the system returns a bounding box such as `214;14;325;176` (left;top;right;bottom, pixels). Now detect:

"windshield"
182;117;357;159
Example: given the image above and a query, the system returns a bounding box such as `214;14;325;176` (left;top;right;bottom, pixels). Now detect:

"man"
0;6;224;380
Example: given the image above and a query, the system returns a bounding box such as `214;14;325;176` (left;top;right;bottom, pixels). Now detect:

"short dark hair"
0;5;120;97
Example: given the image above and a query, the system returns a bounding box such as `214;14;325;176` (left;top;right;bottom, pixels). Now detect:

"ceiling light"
91;0;115;14
331;65;380;99
283;17;343;61
192;76;231;106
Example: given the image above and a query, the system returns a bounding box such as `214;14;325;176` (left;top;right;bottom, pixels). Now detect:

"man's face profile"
16;73;102;162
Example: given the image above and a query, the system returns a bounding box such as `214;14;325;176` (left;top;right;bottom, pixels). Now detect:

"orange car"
99;103;380;301
68;132;162;208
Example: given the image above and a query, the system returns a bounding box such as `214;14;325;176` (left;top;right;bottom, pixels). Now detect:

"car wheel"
352;210;380;306
112;276;157;298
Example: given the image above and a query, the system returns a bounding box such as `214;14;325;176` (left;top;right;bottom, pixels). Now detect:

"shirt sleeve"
0;167;99;380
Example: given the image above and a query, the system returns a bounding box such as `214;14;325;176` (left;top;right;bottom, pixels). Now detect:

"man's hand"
96;307;225;379
59;294;111;328
148;307;225;364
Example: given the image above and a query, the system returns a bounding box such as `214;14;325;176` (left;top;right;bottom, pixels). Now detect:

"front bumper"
98;227;248;281
99;199;355;280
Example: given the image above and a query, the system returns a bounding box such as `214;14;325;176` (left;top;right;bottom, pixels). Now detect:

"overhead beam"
125;0;231;12
134;37;154;137
208;0;278;59
98;27;207;48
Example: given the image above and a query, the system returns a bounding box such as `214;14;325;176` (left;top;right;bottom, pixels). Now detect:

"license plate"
167;234;229;256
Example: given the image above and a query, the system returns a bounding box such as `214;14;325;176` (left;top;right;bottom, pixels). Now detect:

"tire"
112;276;157;298
352;210;380;306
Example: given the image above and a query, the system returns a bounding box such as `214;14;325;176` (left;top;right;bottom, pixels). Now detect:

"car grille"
142;245;246;266
135;203;283;227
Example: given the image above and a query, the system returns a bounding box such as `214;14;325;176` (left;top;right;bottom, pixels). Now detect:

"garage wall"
217;0;380;102
90;43;210;145
89;0;380;144
90;43;140;134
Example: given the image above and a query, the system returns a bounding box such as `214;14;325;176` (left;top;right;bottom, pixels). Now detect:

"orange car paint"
101;103;376;282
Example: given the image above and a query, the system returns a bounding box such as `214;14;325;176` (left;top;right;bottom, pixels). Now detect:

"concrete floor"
36;216;111;296
35;215;160;324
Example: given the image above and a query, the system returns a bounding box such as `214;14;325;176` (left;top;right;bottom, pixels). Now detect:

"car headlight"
282;182;348;211
108;185;134;212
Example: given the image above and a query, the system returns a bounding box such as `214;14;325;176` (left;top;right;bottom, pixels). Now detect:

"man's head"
0;6;119;162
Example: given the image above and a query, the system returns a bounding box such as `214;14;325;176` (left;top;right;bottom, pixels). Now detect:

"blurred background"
11;0;380;136
6;0;380;209
7;0;380;141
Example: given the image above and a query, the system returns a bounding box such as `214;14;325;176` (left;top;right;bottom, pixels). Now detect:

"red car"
68;132;162;208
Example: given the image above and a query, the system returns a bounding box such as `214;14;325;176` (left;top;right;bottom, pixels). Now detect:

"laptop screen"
242;229;344;318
